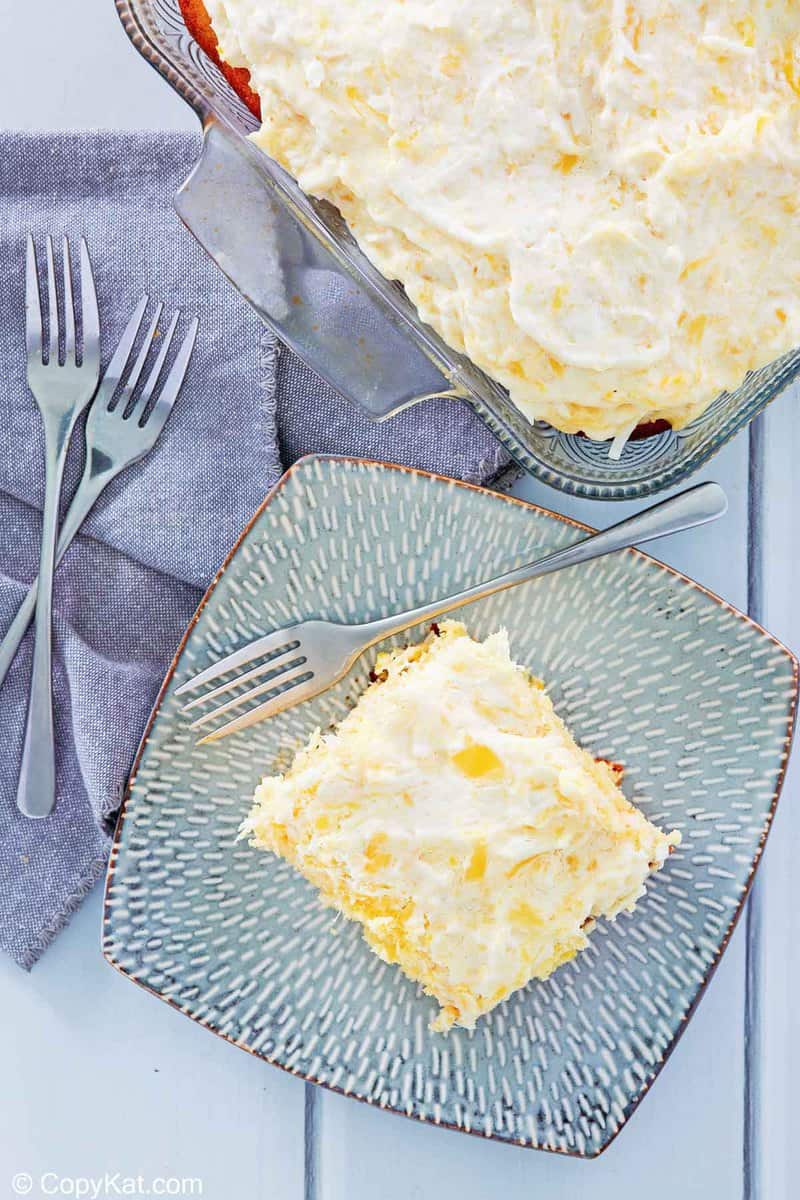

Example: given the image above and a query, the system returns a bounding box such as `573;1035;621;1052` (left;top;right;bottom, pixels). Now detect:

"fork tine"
196;675;322;745
181;643;306;713
45;235;59;364
141;317;198;432
126;310;179;422
112;303;162;412
174;628;302;696
94;295;149;406
62;237;76;362
191;663;314;734
25;235;43;362
79;238;100;369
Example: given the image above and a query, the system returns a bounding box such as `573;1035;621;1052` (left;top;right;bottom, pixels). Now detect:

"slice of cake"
242;622;679;1030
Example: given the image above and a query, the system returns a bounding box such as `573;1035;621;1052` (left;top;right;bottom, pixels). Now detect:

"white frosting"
207;0;800;439
243;623;679;1030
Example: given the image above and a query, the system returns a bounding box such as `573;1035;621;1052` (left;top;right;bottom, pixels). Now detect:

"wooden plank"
314;437;751;1199
0;889;306;1200
745;389;800;1200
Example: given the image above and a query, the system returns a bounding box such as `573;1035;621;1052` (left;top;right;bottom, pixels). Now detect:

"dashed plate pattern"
103;456;798;1157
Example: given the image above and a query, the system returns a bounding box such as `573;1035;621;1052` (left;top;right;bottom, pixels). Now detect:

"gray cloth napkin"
0;131;507;968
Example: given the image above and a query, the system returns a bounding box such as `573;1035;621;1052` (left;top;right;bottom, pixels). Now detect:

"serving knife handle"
175;119;459;420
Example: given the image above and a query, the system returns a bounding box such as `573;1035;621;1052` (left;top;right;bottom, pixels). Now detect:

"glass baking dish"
117;0;800;499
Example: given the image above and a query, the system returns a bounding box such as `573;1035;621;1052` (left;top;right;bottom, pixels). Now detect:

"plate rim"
102;453;799;1157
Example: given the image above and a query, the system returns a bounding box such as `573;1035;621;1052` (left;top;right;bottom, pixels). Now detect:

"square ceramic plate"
103;457;798;1157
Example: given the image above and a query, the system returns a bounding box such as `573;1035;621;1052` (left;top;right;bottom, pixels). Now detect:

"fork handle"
363;481;728;644
16;414;72;818
0;463;111;690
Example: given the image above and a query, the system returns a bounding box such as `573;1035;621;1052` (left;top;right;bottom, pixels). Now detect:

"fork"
17;235;101;818
0;296;199;697
176;479;728;744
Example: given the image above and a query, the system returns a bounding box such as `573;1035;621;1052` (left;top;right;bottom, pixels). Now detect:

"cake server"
177;480;728;744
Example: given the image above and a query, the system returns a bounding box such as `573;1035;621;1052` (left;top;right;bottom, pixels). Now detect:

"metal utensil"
17;235;101;818
177;480;728;744
0;297;199;696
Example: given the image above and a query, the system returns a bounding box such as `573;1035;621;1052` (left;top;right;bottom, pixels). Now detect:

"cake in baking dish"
242;622;679;1030
184;0;800;443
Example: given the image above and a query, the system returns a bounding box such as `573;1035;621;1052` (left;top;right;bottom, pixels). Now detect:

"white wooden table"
1;4;797;1197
